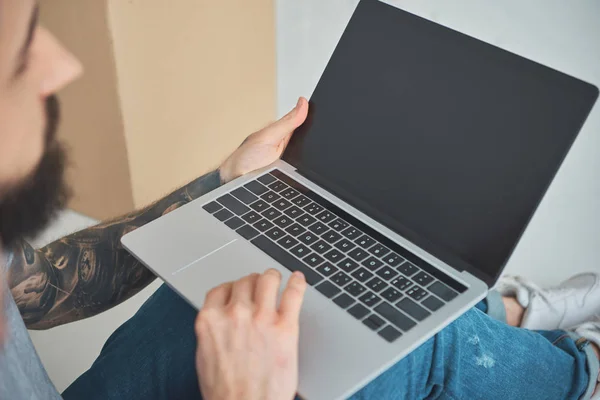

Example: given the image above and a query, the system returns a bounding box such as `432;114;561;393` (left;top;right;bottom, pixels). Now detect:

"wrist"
218;158;237;184
218;166;231;184
216;167;227;185
217;159;232;185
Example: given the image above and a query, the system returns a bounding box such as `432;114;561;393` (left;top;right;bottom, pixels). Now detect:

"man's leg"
351;307;598;400
63;285;598;400
62;285;201;400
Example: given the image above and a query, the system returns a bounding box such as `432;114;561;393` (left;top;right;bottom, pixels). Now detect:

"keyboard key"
391;276;413;291
237;225;259;240
316;262;338;277
396;298;431;322
269;181;288;192
428;282;458;302
250;199;269;212
345;281;367;297
355;235;376;249
273;199;292;211
362;257;384;271
283;206;304;219
366;277;388;293
308;222;328;235
261;191;281;203
384;253;404;267
203;201;222;213
217;194;250;215
338;258;360;273
341;226;362;240
406;286;429;301
290;244;310;258
329;219;349;232
285;223;306;237
273;216;293;228
265;227;286;241
335;239;356;252
363;314;385;330
413;272;434;287
369;244;390;258
348;304;369;320
398;262;419;277
316;211;336;224
333;293;355;309
231;187;258;205
379;326;402;343
281;188;300;200
304;253;324;268
262;208;282;220
278;236;299;249
214;209;234;221
304;202;324;215
422;295;445;312
352;268;374;283
359;292;382;308
242;211;261;224
292;195;311;208
331;271;352;287
254;219;274;232
311;240;332;254
348;248;369;262
376;266;398;280
297;214;317;227
324;249;344;263
225;217;244;230
316;281;341;298
257;173;277;185
251;236;323;285
375;302;416;332
298;232;319;246
381;287;403;302
323;231;343;244
245;180;269;196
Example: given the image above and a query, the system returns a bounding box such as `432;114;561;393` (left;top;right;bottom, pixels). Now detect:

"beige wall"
40;0;134;219
109;0;276;207
41;0;276;218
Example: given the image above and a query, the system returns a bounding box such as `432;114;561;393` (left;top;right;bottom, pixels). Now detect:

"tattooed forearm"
7;171;221;329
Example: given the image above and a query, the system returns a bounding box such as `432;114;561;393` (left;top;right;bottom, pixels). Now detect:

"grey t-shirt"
1;251;62;399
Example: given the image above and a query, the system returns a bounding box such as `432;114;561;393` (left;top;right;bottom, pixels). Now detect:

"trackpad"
122;204;246;273
167;239;288;309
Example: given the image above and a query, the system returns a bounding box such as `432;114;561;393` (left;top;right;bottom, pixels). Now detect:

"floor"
30;0;600;394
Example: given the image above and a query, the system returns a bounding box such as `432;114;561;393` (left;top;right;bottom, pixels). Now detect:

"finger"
203;282;233;309
254;269;283;313
256;97;309;142
229;273;260;306
278;272;307;325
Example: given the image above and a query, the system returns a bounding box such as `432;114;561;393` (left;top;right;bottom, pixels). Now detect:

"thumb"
257;97;309;142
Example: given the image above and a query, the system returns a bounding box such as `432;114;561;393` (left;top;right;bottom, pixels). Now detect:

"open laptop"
122;0;598;398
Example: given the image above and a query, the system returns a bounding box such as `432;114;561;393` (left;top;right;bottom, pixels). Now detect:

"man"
1;0;599;399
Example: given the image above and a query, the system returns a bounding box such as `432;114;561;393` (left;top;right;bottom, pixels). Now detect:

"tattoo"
7;171;221;329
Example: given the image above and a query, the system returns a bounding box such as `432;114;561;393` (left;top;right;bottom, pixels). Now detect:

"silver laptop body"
122;160;487;400
122;1;598;399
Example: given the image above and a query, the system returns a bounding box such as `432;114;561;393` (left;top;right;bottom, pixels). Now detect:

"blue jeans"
63;285;599;400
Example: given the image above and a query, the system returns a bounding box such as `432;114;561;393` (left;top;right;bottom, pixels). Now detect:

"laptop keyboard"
203;170;466;343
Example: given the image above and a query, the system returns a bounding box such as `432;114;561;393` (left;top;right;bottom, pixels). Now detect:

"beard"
0;96;71;248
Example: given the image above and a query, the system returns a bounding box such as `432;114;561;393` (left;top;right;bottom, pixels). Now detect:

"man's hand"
195;270;307;400
219;97;309;183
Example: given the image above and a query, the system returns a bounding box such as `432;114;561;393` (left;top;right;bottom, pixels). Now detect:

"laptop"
122;0;598;398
